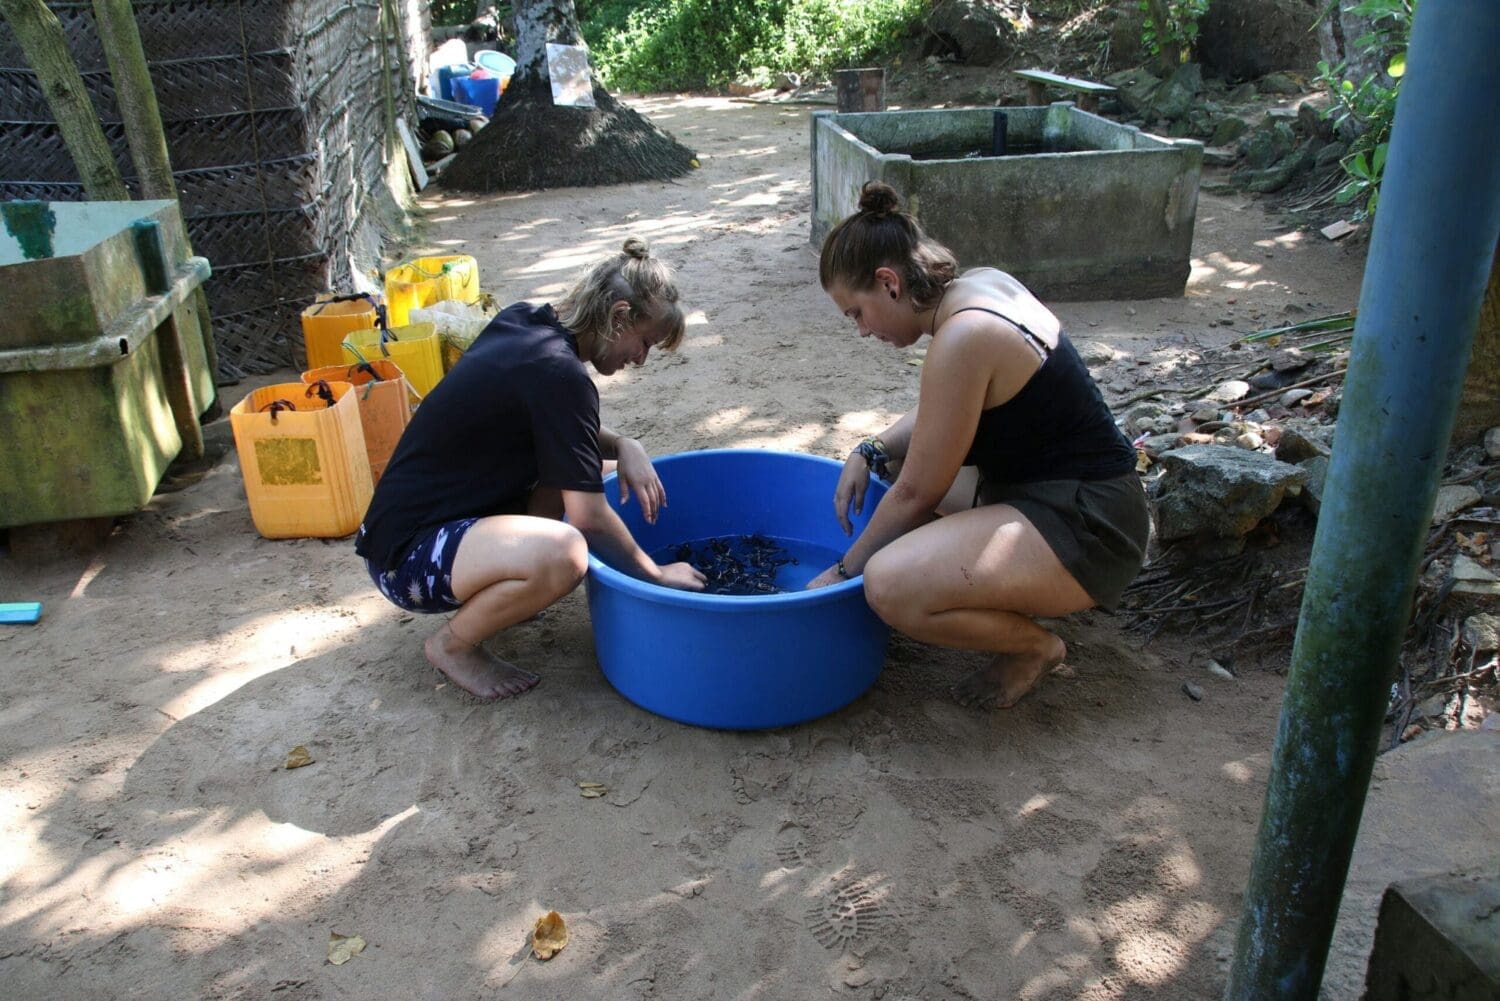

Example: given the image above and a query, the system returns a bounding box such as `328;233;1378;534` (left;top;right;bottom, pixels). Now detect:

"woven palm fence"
0;0;422;377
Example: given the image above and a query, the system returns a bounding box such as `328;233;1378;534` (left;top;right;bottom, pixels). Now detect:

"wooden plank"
395;118;428;191
1012;68;1116;94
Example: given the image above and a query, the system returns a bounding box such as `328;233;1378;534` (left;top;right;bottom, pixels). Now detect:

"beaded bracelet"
854;437;892;481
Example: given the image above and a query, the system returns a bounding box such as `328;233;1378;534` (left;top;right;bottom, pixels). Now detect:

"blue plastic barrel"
585;450;891;730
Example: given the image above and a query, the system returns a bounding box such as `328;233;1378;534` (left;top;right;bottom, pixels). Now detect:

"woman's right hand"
834;452;871;536
656;561;707;591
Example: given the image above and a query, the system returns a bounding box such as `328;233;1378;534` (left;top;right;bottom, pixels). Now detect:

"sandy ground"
1;95;1375;999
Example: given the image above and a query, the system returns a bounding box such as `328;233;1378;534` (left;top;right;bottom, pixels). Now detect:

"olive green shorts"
976;472;1151;612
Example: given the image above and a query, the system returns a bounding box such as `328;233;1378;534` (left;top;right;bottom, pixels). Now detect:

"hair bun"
621;237;650;260
858;181;901;216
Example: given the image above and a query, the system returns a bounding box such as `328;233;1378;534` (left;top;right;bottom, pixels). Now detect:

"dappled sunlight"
5;804;418;940
157;598;389;721
1222;758;1256;783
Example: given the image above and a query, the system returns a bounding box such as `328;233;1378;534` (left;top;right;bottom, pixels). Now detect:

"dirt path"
0;95;1368;999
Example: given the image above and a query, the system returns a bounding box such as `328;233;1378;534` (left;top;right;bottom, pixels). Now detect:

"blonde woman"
807;183;1149;709
357;239;705;701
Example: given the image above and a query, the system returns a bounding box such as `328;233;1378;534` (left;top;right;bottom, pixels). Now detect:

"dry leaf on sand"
577;781;607;798
285;746;314;769
532;911;568;960
328;932;365;965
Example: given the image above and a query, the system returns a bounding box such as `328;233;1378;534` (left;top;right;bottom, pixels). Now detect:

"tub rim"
585;448;877;611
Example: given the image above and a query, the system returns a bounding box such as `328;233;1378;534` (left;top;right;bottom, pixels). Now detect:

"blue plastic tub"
585;449;890;730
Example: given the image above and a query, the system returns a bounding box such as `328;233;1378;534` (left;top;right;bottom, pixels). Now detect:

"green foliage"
431;0;476;27
1315;0;1414;218
1138;0;1209;64
577;0;922;92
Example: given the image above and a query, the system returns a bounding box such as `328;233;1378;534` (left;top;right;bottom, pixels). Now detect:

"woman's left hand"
615;437;666;524
805;565;845;590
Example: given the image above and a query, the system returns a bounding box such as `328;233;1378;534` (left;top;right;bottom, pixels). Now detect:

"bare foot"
423;624;539;701
953;635;1067;710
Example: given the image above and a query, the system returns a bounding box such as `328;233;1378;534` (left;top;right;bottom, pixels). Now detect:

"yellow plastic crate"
383;255;480;327
340;322;444;397
301;360;413;485
230;381;372;539
300;294;379;370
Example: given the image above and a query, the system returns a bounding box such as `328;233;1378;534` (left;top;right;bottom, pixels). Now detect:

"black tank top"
954;307;1136;483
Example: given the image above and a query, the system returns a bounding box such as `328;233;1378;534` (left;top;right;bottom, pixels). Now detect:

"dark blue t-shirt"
355;302;604;570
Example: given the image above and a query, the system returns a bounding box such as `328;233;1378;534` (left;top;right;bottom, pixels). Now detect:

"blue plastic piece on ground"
0;601;42;624
585;450;891;730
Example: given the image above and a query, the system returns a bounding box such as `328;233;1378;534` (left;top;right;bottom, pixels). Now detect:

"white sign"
546;43;596;109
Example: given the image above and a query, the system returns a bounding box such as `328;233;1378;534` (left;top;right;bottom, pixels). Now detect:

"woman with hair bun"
356;238;705;702
807;181;1149;709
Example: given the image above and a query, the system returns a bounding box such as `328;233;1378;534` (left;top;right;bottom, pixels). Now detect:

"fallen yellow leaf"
532;911;568;960
286;745;314;769
577;781;607;798
328;932;365;965
689;158;701;168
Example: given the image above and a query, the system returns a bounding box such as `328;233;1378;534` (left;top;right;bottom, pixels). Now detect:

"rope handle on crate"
346;361;383;401
304;379;336;408
397;259;476;294
306;292;378;316
260;399;297;423
339;340;425;405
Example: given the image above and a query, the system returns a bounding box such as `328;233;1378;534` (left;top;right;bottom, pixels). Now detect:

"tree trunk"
91;0;175;200
1453;243;1500;448
0;0;127;199
439;0;695;192
512;0;583;85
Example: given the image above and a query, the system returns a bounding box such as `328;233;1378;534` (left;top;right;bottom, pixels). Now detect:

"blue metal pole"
1226;2;1500;998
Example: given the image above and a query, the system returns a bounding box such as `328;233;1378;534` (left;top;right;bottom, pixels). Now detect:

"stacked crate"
0;0;422;378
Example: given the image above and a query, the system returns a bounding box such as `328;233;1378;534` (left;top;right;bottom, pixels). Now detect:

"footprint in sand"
806;879;895;951
773;823;811;869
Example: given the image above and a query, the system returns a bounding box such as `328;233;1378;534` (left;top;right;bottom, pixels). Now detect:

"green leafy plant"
578;0;920;93
1138;0;1209;68
1316;0;1415;218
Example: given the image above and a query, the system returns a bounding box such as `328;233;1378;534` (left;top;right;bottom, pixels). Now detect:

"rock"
1241;123;1294;169
1204;146;1241;167
1281;388;1314;408
452;128;473;147
1138;433;1185;456
1258;72;1301;95
1191;406;1223;423
1152;63;1203;120
1297;101;1333;141
1211;116;1249;147
1202;181;1241;196
1228;82;1258;103
1431;484;1481;525
1183;682;1204;702
467;117;489;133
726;81;759;97
1074;339;1118;367
1462;613;1500;653
1452;555;1498;583
1245;408;1271;424
1209;380;1253;403
1152;445;1310;543
1298;454;1329;514
1125;401;1171;436
1275;426;1332;463
1485;427;1500;461
925;0;1020;65
1236;431;1265;451
1206;660;1236;681
1414;694;1448;719
1249;368;1302;392
775;71;801;91
1315;141;1347;169
1271;347;1313;372
1264;107;1299;123
1105;67;1163;118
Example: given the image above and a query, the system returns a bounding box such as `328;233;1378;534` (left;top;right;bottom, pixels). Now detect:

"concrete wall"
810;104;1202;301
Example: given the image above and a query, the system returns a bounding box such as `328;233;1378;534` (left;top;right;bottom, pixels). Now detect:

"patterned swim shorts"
360;518;480;613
